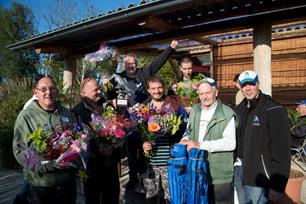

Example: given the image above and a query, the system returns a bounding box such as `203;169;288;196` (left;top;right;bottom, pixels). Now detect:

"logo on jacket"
136;83;142;88
252;115;260;126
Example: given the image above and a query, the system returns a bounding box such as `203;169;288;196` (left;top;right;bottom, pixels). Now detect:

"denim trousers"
234;165;269;204
244;185;268;204
234;165;245;204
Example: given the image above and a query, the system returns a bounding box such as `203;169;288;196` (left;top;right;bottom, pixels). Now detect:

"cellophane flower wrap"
90;106;131;147
172;73;206;106
26;123;90;172
82;44;124;87
128;98;183;157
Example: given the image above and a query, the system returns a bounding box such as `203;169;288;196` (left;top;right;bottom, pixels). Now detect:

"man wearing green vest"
180;77;237;204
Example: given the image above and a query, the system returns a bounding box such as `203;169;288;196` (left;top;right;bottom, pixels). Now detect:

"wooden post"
210;45;214;78
253;23;272;96
63;56;76;91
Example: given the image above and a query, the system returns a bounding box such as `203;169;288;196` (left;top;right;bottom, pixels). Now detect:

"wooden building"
7;0;306;107
211;23;306;106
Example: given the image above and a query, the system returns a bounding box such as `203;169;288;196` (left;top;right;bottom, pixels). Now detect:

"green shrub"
0;78;33;169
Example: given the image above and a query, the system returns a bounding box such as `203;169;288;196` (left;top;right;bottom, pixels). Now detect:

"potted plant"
287;109;306;131
285;168;306;204
276;109;306;204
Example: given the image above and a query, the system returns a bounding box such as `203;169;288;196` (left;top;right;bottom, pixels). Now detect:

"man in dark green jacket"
13;76;77;204
180;77;237;204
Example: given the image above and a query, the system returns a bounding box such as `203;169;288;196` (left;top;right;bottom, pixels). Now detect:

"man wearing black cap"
235;70;291;203
290;99;306;148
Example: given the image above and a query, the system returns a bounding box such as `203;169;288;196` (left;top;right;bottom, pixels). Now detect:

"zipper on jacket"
261;155;270;180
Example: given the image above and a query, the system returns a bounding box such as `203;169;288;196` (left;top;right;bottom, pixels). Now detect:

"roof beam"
110;4;306;49
192;36;219;46
139;15;180;32
35;46;70;54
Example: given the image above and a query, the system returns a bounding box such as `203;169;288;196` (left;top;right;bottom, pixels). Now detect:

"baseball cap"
238;70;259;86
198;77;217;89
297;99;306;105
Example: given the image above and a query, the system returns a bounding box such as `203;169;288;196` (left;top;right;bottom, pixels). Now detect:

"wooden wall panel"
213;36;306;107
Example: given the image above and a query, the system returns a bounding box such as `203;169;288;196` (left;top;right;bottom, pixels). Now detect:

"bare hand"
180;140;200;151
179;139;190;145
171;83;178;91
170;40;178;49
143;141;152;153
184;106;192;113
269;189;284;202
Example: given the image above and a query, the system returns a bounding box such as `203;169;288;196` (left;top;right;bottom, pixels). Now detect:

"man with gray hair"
180;77;237;204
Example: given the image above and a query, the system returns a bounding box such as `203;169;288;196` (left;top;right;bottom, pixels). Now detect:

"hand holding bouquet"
26;123;90;171
128;102;182;157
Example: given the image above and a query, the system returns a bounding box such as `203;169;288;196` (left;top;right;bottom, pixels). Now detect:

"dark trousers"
13;180;30;204
208;182;233;204
126;131;147;180
84;159;120;204
27;179;76;204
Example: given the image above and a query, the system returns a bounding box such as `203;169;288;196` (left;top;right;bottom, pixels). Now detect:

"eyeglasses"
36;87;57;93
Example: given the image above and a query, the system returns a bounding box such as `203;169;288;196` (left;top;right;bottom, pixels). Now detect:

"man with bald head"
180;77;237;204
72;78;104;125
13;76;77;204
72;78;120;204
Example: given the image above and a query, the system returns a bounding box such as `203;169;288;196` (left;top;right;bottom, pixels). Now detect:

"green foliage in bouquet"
27;127;46;153
174;73;206;99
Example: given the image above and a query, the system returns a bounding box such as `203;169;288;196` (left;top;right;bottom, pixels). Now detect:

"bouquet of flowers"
90;106;131;147
82;44;124;85
172;73;206;107
26;123;90;172
128;102;182;157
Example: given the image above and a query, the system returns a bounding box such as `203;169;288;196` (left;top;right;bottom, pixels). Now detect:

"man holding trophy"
105;40;178;190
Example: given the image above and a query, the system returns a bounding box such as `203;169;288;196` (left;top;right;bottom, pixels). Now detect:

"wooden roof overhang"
7;0;306;56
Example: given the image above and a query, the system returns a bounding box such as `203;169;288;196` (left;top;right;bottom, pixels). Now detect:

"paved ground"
0;158;146;204
0;157;305;204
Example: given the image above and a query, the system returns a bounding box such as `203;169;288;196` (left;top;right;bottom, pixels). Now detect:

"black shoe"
125;179;138;190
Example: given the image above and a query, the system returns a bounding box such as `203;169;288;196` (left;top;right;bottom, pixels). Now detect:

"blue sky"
1;0;139;33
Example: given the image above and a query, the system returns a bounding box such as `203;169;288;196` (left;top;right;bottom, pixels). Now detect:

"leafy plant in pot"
276;109;306;204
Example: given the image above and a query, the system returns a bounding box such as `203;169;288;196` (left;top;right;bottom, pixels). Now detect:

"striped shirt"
149;133;171;167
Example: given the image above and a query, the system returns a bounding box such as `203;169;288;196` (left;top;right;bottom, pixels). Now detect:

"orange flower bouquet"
128;103;182;157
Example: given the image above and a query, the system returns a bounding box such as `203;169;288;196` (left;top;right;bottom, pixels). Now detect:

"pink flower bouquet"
26;123;90;171
90;107;131;148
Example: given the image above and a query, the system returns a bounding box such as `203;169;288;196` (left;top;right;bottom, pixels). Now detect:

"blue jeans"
244;185;268;204
234;166;245;204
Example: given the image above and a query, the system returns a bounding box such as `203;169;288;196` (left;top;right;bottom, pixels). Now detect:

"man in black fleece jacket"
235;70;290;203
